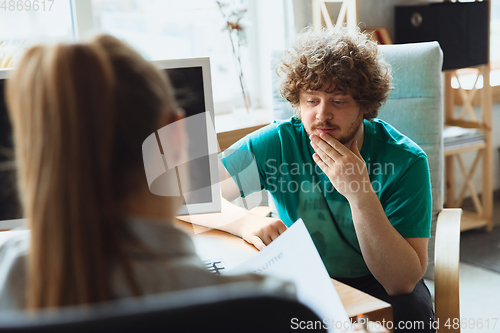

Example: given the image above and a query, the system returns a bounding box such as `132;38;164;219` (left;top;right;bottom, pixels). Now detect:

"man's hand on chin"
309;133;372;201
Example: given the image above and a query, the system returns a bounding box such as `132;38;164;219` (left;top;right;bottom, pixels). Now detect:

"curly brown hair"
277;27;392;120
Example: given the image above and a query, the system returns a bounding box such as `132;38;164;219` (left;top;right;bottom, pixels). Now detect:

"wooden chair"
434;208;461;332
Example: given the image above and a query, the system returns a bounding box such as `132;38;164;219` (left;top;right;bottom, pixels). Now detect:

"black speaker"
395;1;489;71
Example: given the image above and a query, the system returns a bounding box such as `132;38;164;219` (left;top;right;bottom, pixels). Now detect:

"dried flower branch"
216;0;252;113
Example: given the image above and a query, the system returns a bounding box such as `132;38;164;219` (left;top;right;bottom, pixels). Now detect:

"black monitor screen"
164;66;213;206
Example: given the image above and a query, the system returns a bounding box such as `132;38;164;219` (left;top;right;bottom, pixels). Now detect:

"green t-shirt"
221;116;432;278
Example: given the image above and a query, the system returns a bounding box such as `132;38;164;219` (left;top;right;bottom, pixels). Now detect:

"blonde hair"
277;27;392;120
6;35;178;309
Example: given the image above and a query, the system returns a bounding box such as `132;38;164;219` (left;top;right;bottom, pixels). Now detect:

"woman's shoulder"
0;230;30;263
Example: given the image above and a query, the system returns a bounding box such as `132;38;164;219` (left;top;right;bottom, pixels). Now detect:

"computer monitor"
150;58;221;215
0;57;221;218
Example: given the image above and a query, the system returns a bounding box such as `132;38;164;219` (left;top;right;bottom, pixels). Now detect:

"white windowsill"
215;107;273;133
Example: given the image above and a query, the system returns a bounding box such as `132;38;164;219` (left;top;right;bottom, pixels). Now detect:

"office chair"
0;281;326;333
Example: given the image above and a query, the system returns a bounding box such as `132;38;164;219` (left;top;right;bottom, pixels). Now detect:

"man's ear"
295;106;301;120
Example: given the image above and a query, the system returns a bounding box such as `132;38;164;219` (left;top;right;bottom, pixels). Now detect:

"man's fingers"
311;136;342;161
277;222;288;235
241;217;289;251
313;153;329;172
266;224;284;242
311;141;335;166
319;133;350;155
249;235;266;251
246;220;287;251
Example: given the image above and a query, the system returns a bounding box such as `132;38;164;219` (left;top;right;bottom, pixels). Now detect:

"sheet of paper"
194;233;257;270
226;219;349;332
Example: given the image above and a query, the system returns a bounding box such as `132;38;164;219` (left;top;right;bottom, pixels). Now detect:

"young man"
219;27;434;332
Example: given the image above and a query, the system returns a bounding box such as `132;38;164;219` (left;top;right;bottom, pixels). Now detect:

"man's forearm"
349;190;427;296
177;197;287;250
177;198;251;237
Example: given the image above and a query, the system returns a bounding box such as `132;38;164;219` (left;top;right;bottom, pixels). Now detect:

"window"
91;0;255;114
1;0;293;119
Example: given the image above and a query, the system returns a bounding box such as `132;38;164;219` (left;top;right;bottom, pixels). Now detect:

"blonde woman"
0;35;270;310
